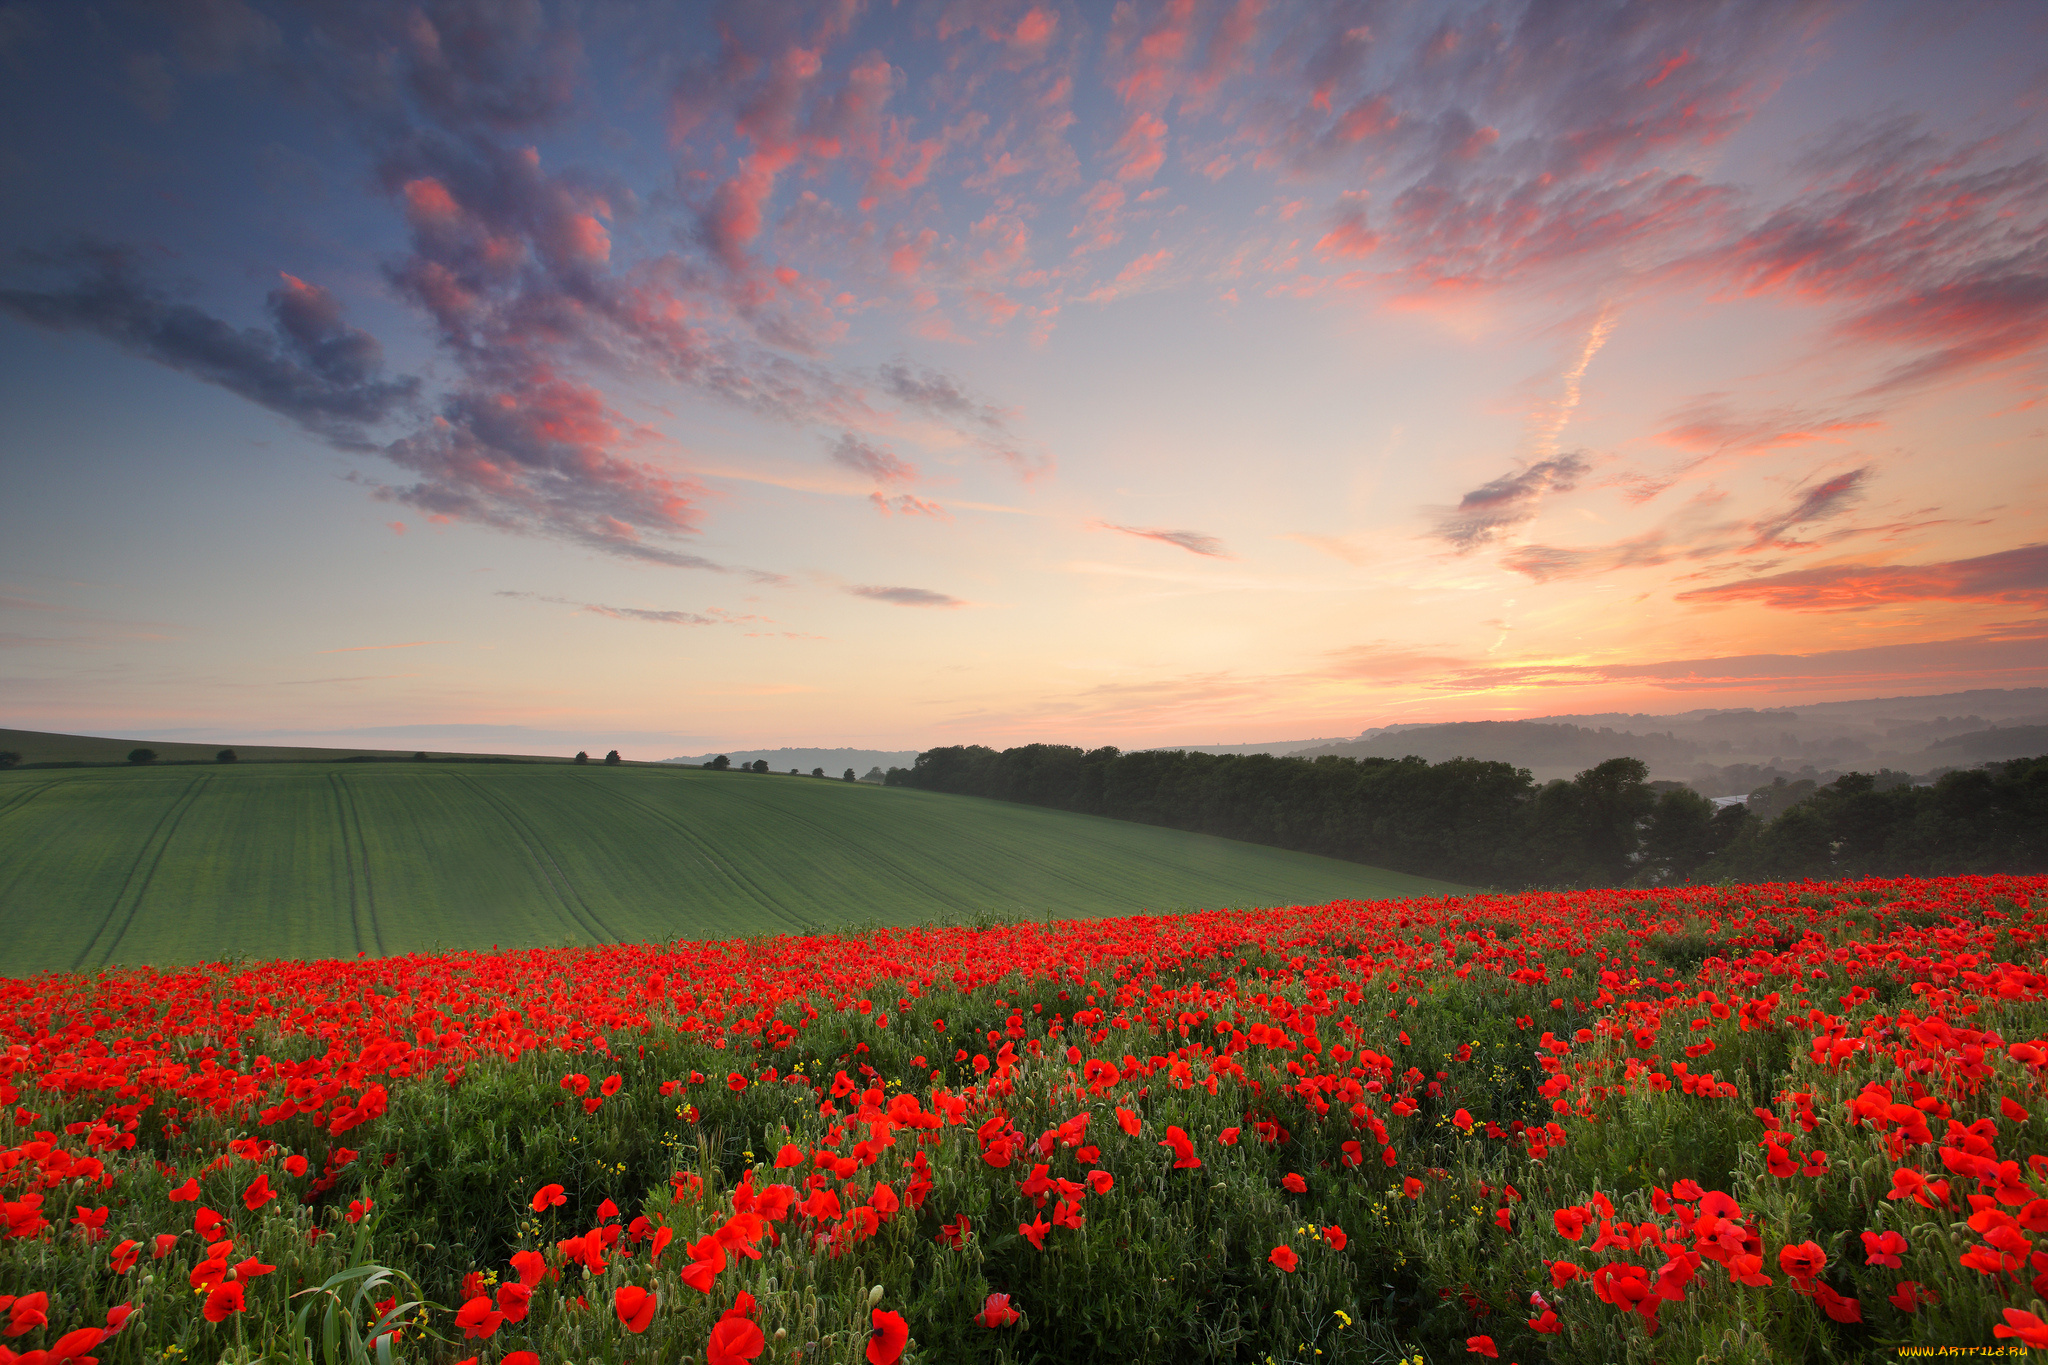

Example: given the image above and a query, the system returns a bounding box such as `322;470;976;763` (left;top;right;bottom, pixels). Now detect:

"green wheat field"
0;761;1465;977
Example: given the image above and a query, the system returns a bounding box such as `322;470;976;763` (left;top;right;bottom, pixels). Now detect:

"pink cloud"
1113;111;1169;182
1677;544;2048;613
1082;248;1172;304
1093;520;1229;557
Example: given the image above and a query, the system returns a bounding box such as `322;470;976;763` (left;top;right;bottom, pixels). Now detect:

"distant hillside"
1293;721;1701;773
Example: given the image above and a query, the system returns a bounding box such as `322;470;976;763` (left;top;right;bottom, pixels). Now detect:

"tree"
216;749;238;764
708;755;730;770
413;752;430;762
843;768;856;781
127;748;157;765
605;750;622;765
0;751;22;769
574;751;589;764
751;759;770;773
811;768;824;777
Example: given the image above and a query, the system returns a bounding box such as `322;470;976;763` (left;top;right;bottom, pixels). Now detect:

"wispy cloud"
847;585;966;607
1093;522;1231;558
1677;544;2048;612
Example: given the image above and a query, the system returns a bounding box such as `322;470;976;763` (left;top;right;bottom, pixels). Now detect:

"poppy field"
2;875;2046;1364
0;763;1456;977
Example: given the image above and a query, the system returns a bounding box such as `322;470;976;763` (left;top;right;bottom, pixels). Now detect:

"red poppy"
152;1233;177;1259
454;1296;505;1340
867;1309;909;1365
496;1282;532;1323
1281;1173;1307;1194
707;1315;766;1365
6;1294;49;1336
504;1355;541;1365
283;1154;308;1178
1778;1241;1825;1284
615;1285;657;1333
105;1304;136;1333
1996;1310;2048;1348
1466;1336;1497;1358
976;1292;1021;1328
1553;1207;1589;1240
1548;1261;1583;1288
1116;1107;1140;1137
1812;1284;1861;1324
601;1073;622;1096
509;1249;546;1286
202;1282;245;1323
727;1073;748;1092
1087;1170;1114;1195
168;1179;199;1202
1529;1309;1561;1334
1889;1281;1929;1313
1323;1225;1347;1250
775;1144;805;1168
1158;1126;1202;1169
560;1073;589;1096
242;1174;276;1211
1269;1245;1299;1272
1452;1109;1473;1132
1019;1215;1049;1250
110;1239;139;1273
1861;1230;1907;1268
1403;1176;1423;1199
531;1184;566;1213
194;1208;226;1241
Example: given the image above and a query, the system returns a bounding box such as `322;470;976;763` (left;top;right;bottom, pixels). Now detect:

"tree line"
882;745;2048;888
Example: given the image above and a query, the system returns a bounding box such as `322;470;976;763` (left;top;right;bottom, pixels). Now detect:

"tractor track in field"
76;774;213;972
0;780;60;822
711;782;974;917
454;773;619;944
328;773;385;957
571;775;802;930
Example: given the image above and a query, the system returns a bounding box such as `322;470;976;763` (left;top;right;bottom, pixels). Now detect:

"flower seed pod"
867;1283;885;1307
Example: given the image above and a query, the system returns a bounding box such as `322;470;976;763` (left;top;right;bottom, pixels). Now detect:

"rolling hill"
0;761;1466;978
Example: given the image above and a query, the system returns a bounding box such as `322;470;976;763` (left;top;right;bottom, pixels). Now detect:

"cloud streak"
1094;522;1232;558
847;585;966;607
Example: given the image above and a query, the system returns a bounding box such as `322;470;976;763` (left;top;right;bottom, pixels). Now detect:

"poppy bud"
868;1284;885;1307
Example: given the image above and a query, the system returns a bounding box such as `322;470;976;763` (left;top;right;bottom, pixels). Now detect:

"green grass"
0;762;1466;976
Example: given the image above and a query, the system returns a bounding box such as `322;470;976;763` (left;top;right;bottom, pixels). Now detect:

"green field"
0;762;1466;977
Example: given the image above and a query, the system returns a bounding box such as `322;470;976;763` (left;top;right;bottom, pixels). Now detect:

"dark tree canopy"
604;750;621;765
574;751;589;764
215;749;237;763
126;748;156;765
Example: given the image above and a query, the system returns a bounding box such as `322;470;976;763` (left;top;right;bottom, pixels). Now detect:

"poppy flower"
775;1144;805;1168
560;1073;589;1096
867;1309;909;1365
1529;1309;1561;1334
531;1184;566;1213
1861;1230;1907;1268
1281;1173;1307;1194
976;1292;1020;1328
152;1233;177;1259
1323;1225;1347;1250
1269;1245;1299;1272
727;1073;748;1092
105;1303;136;1333
1548;1261;1583;1288
1812;1284;1861;1324
202;1282;245;1323
601;1074;622;1096
1452;1109;1473;1132
496;1282;532;1323
1116;1107;1141;1137
110;1239;140;1273
1403;1176;1423;1199
1467;1337;1498;1358
504;1355;541;1365
509;1249;546;1286
242;1174;276;1211
168;1179;199;1202
283;1154;308;1178
707;1315;766;1365
1996;1309;2048;1348
1087;1170;1114;1195
1019;1215;1049;1250
7;1294;49;1336
1158;1126;1202;1169
455;1296;505;1340
1553;1207;1589;1240
616;1285;657;1333
194;1208;226;1241
1889;1281;1928;1313
45;1327;108;1362
1778;1241;1825;1284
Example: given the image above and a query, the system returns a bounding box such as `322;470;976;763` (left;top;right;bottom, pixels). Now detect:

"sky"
1;0;2045;759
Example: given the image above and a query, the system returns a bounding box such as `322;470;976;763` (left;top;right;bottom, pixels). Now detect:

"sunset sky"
2;0;2044;758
